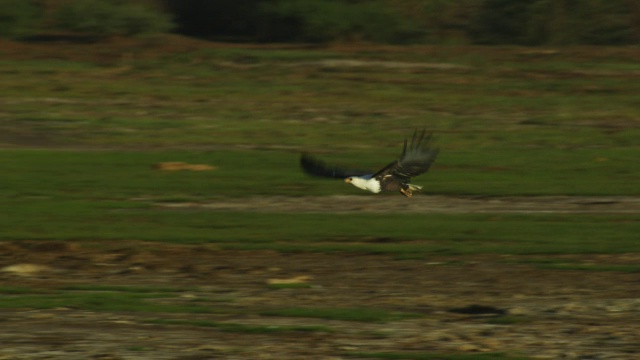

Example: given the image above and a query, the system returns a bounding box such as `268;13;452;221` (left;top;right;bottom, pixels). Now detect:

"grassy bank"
1;40;639;256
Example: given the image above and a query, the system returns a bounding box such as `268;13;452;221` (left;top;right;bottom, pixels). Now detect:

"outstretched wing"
373;129;439;181
300;153;372;179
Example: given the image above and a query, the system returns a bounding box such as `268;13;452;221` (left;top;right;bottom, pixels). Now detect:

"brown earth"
160;195;640;214
2;196;640;359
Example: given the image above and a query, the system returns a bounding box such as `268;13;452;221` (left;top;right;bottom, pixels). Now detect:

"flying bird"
300;130;439;198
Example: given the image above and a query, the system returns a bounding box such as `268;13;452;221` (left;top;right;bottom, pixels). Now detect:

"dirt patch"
1;241;640;359
159;195;640;214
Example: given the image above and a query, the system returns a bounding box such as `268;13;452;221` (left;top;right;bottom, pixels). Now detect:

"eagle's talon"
400;188;412;198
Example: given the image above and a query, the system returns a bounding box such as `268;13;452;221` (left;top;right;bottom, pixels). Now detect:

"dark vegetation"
1;0;639;44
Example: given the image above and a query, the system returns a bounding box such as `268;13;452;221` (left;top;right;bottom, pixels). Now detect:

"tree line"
2;0;639;45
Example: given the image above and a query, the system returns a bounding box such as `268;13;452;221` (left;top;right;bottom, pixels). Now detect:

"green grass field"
1;40;639;359
1;43;639;252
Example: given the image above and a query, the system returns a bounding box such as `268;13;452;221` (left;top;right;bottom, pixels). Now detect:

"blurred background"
2;0;639;45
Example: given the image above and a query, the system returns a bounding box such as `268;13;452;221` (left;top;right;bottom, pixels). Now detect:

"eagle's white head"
345;176;381;193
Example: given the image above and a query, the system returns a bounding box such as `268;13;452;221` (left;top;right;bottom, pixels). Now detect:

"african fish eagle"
300;130;439;198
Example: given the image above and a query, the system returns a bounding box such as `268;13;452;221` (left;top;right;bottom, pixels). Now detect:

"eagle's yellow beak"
344;178;352;183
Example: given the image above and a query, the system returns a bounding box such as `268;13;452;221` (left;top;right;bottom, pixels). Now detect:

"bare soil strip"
159;195;640;214
2;243;640;359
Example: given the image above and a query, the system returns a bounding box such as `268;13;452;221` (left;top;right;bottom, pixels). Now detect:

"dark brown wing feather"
373;129;439;182
300;153;372;179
